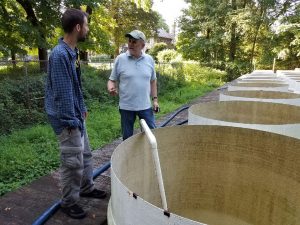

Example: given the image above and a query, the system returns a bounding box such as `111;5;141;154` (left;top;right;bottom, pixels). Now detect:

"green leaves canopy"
0;0;159;58
177;0;300;70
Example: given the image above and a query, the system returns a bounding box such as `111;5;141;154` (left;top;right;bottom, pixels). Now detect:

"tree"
14;0;61;71
273;2;300;68
0;0;154;63
104;0;160;57
0;0;28;62
177;0;228;63
155;12;169;32
177;0;299;71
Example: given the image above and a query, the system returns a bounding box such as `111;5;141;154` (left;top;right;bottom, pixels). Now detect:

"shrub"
157;49;180;63
0;65;115;135
148;42;168;62
0;76;46;134
224;61;252;82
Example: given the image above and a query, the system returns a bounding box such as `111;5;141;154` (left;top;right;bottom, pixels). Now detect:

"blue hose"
158;106;189;127
31;161;111;225
31;201;61;225
92;161;111;178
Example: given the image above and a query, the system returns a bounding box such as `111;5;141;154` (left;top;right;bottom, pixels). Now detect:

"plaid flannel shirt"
45;38;86;135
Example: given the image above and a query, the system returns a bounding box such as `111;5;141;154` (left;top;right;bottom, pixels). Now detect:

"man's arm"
51;54;80;128
107;79;118;96
150;79;159;112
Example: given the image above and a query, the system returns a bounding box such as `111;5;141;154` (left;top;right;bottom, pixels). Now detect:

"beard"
77;31;88;42
77;35;86;42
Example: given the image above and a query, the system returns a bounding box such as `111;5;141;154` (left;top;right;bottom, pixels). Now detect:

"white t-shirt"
109;51;156;111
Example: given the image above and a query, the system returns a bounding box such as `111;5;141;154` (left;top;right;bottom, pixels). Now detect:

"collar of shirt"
59;37;78;60
125;50;145;60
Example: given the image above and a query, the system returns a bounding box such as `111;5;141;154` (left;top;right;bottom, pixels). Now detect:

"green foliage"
155;12;169;32
0;75;46;134
0;64;224;195
177;0;300;70
224;61;252;82
157;49;180;63
81;66;118;106
148;42;168;62
0;65;115;135
183;62;226;84
77;4;115;55
272;3;300;69
103;0;160;56
157;61;225;95
0;0;157;58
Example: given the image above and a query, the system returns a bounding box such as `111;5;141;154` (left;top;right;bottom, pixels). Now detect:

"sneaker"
61;204;86;219
80;189;107;199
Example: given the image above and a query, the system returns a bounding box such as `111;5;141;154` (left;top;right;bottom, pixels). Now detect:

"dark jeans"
119;108;156;140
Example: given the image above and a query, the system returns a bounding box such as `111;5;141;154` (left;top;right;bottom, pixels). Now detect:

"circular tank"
287;79;300;92
241;76;277;79
228;82;289;92
108;125;300;225
188;101;300;139
237;79;285;84
251;70;274;75
282;72;300;76
219;90;300;106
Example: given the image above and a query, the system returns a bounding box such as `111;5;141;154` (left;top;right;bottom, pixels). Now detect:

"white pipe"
140;119;168;211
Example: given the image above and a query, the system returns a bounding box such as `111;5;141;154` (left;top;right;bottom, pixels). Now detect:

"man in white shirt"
107;30;159;140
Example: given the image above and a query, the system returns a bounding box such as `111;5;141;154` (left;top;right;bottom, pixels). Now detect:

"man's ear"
75;24;81;32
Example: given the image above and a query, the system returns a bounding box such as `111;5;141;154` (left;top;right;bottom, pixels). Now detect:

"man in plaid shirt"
45;8;106;219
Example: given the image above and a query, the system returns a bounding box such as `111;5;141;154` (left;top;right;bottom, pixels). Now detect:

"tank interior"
111;125;300;225
221;90;300;99
188;101;300;124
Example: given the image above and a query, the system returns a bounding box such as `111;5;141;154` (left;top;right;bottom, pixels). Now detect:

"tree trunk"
16;0;48;72
206;28;211;62
250;9;264;66
11;51;16;69
229;0;237;62
114;47;120;58
38;48;48;72
79;51;88;64
229;22;237;62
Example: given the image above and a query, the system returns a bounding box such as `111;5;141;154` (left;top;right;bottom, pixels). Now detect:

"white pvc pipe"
140;119;168;211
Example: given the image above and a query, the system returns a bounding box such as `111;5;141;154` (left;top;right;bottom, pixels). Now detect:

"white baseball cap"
125;30;146;42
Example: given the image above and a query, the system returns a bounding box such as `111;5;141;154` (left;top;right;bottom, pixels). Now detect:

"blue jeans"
119;108;156;140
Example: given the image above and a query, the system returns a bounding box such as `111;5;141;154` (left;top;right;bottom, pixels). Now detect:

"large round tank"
108;125;300;225
219;90;300;106
188;101;300;139
287;79;300;92
237;79;285;84
228;82;289;92
241;76;277;79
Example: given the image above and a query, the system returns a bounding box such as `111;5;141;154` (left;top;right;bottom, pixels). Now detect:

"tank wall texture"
219;91;300;106
237;79;285;83
230;83;288;87
188;101;300;139
221;91;300;99
228;84;289;92
189;101;300;124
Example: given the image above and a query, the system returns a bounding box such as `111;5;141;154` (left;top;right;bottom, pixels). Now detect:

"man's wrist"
152;96;158;101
